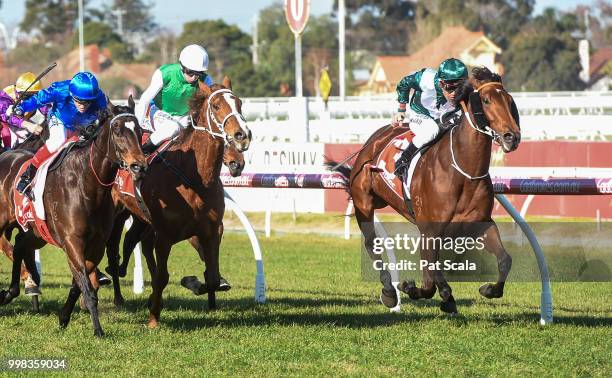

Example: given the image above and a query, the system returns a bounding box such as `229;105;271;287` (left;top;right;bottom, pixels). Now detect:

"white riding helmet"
179;44;209;72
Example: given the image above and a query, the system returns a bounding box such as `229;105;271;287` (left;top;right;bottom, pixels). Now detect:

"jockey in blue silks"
8;71;108;198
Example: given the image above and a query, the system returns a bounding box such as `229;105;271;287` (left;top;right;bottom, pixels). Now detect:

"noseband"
191;88;244;145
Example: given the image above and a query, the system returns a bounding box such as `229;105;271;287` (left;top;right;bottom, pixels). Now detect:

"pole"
338;0;346;100
78;0;85;71
295;33;303;97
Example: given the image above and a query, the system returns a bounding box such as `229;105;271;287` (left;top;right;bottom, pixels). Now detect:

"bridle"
451;81;514;180
191;88;245;146
90;112;139;186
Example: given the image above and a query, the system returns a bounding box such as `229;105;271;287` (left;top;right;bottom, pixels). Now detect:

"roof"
590;47;612;77
376;26;499;84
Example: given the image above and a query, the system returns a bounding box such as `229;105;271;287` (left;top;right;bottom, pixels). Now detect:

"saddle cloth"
370;130;418;201
114;137;173;198
14;136;79;246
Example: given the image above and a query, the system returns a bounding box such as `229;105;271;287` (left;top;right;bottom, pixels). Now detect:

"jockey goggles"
440;79;463;92
180;63;205;78
73;96;95;106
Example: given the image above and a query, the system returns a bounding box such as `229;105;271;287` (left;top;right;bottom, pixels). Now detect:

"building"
587;46;612;91
359;26;502;95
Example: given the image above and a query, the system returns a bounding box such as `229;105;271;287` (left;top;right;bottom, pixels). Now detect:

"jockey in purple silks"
0;72;49;149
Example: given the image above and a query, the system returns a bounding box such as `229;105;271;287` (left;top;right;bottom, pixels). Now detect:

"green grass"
0;232;610;376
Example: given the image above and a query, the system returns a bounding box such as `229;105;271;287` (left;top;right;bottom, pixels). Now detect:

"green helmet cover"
438;58;468;81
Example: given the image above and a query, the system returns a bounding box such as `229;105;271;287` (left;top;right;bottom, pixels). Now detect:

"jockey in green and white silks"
136;44;214;154
393;58;468;149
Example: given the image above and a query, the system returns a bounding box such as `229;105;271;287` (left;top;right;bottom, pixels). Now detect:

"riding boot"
16;163;37;199
142;139;157;155
394;143;418;179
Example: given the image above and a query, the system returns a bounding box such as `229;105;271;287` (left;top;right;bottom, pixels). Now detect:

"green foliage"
101;0;157;33
71;22;121;47
99;76;140;98
502;8;585;91
20;0;90;44
6;42;66;73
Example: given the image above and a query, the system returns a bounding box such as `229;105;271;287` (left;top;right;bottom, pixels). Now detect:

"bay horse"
0;99;147;337
330;67;520;314
111;77;251;328
104;141;245;307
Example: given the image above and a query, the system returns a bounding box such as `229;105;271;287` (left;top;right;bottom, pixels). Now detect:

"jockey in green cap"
393;58;468;173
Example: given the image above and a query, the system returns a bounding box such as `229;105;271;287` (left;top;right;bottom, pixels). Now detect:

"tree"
102;0;157;34
502;9;585;91
20;0;92;44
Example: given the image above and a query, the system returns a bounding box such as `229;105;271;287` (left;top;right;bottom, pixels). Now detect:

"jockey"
135;44;213;154
9;71;108;199
393;58;468;170
0;72;49;149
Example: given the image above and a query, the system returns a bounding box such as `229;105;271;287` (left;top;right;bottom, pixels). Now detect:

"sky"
0;0;598;33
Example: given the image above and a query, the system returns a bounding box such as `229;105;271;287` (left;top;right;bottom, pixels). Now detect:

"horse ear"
128;94;135;111
198;81;212;96
222;76;232;90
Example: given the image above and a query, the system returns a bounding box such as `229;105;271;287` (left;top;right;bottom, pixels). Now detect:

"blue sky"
0;0;596;33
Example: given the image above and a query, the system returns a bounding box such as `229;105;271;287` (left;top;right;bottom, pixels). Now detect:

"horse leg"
105;217;126;307
0;234;29;281
64;237;104;337
118;219;148;277
190;226;222;310
354;202;398;309
478;222;512;299
58;278;81;328
0;231;32;305
147;238;171;328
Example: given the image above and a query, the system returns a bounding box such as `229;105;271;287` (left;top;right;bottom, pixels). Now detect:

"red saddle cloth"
114;138;172;198
13;160;59;247
370;129;415;200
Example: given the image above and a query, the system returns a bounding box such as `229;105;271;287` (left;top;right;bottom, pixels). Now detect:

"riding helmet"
179;44;209;72
438;58;468;82
15;72;42;93
69;71;100;101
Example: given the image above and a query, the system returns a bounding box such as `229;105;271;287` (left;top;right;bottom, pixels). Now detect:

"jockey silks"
396;68;457;120
19;80;107;130
153;63;213;117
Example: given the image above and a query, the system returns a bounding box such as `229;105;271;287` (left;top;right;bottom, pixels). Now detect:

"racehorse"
104;141;245;307
0;98;147;337
110;77;251;328
329;67;521;314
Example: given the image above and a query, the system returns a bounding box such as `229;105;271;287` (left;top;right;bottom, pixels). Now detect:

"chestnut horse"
330;67;520;314
0;100;147;336
111;77;251;327
104;141;245;307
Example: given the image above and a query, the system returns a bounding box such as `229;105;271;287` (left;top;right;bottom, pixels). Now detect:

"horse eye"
482;97;491;105
212;103;220;111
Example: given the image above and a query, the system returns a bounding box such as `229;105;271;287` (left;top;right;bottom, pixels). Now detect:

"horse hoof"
117;266;127;278
104;265;116;276
0;290;15;306
398;280;420;300
479;283;503;299
58;315;70;329
181;276;205;295
94;328;105;338
97;272;112;286
25;285;41;296
218;278;231;292
147;315;159;329
440;298;458;314
379;288;398;308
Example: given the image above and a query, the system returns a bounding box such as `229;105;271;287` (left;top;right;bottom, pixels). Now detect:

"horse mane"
454;66;503;105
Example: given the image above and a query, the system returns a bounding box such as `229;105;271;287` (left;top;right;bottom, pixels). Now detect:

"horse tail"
324;160;352;197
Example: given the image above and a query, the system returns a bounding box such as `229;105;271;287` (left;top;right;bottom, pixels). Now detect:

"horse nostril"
130;163;144;174
234;132;244;141
229;161;238;170
503;132;515;144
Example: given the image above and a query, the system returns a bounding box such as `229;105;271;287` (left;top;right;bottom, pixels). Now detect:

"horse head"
106;95;147;181
223;142;245;177
457;67;521;153
193;77;252;152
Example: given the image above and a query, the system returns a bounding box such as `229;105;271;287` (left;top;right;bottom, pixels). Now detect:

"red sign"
284;0;310;34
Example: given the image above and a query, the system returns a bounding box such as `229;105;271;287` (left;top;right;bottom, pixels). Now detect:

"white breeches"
46;116;69;153
406;110;440;148
148;110;190;145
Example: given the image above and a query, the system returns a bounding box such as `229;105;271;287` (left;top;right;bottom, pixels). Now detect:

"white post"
344;200;353;240
224;190;266;303
495;194;553;325
295;33;303;97
78;0;85;71
125;216;144;294
34;250;41;286
338;0;346;100
265;207;271;238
